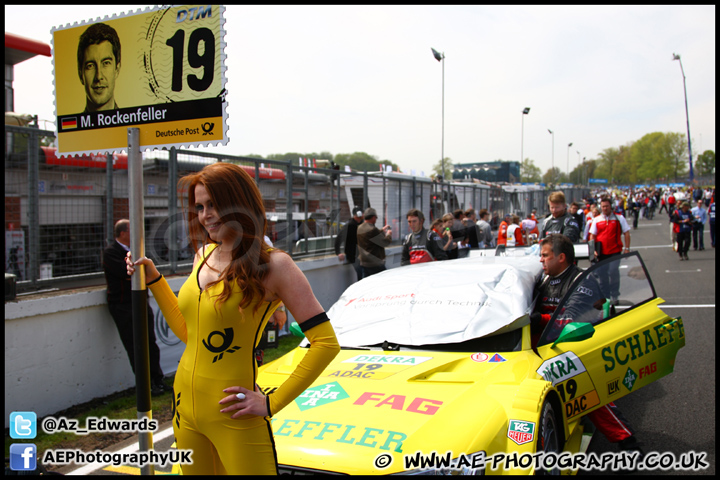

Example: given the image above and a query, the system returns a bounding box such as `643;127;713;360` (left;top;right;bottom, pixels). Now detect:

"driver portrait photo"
76;22;121;113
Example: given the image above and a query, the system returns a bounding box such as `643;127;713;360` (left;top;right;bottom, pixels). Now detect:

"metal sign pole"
128;127;155;475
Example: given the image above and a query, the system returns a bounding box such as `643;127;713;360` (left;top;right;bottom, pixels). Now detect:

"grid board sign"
52;5;228;156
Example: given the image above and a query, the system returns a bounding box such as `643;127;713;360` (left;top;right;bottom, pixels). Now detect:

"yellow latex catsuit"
148;243;281;474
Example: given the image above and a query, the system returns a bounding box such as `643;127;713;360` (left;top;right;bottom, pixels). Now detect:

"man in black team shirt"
401;209;448;265
541;191;581;243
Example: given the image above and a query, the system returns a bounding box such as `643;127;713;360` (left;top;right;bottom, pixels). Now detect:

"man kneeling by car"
531;234;644;463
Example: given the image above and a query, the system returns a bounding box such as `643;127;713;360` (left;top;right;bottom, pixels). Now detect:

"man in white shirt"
691;199;708;251
521;214;537;244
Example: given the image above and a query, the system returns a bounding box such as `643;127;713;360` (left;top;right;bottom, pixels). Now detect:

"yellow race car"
257;251;684;474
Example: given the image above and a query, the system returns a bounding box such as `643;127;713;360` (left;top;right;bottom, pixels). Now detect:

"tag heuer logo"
294;382;349;411
507;420;536;445
623;367;638;391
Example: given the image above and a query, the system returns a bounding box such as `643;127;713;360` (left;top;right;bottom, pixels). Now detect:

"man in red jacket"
589;196;631;304
589;196;631;261
496;213;512;246
666;191;677;220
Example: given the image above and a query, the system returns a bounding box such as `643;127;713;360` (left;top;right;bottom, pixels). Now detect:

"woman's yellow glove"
266;313;340;416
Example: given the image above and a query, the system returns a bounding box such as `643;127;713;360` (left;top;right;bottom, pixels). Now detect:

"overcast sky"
5;5;715;177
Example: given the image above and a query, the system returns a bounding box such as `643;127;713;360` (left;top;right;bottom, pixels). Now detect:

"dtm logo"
202;328;241;363
175;5;213;22
10;444;36;471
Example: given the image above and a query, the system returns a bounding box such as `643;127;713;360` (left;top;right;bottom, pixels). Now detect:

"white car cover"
317;254;543;348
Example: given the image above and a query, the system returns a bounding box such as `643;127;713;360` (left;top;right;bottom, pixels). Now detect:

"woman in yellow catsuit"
127;163;340;475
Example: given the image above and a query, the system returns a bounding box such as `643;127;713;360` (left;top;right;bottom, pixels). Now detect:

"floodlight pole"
431;48;445;181
128;127;155;476
521;107;530;164
672;53;694;181
576;151;581;184
548;129;554;184
567;142;573;182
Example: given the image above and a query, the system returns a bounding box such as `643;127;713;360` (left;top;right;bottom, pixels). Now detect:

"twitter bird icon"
10;412;37;439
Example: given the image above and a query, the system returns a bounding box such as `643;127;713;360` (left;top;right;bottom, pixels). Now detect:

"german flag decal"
61;117;77;130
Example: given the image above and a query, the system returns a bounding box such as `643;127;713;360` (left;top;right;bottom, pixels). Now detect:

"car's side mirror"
289;321;305;338
552;322;595;347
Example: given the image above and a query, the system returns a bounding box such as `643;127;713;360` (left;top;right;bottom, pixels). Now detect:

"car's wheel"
536;400;561;475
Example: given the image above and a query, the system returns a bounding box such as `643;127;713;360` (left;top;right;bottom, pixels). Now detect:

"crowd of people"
335;198;567;277
581;185;715;260
332;185;715;273
335;204;546;277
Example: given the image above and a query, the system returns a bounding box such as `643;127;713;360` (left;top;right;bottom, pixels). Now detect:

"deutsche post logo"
202;328;241;363
201;122;215;135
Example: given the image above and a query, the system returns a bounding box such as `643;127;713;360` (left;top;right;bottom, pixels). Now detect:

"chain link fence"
6;124;593;294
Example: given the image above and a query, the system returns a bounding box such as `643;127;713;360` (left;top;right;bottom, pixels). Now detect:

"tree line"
241;131;715;186
520;131;715;185
245;151;400;173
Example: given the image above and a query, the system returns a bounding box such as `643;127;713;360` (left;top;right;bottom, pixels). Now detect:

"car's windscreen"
359;327;524;353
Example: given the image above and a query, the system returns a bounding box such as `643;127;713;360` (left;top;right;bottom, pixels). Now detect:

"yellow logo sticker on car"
322;355;434;380
342;355;433;365
564;389;600;418
538;351;601;419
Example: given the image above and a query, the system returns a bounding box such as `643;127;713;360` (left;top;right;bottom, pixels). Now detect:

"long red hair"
179;162;273;312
